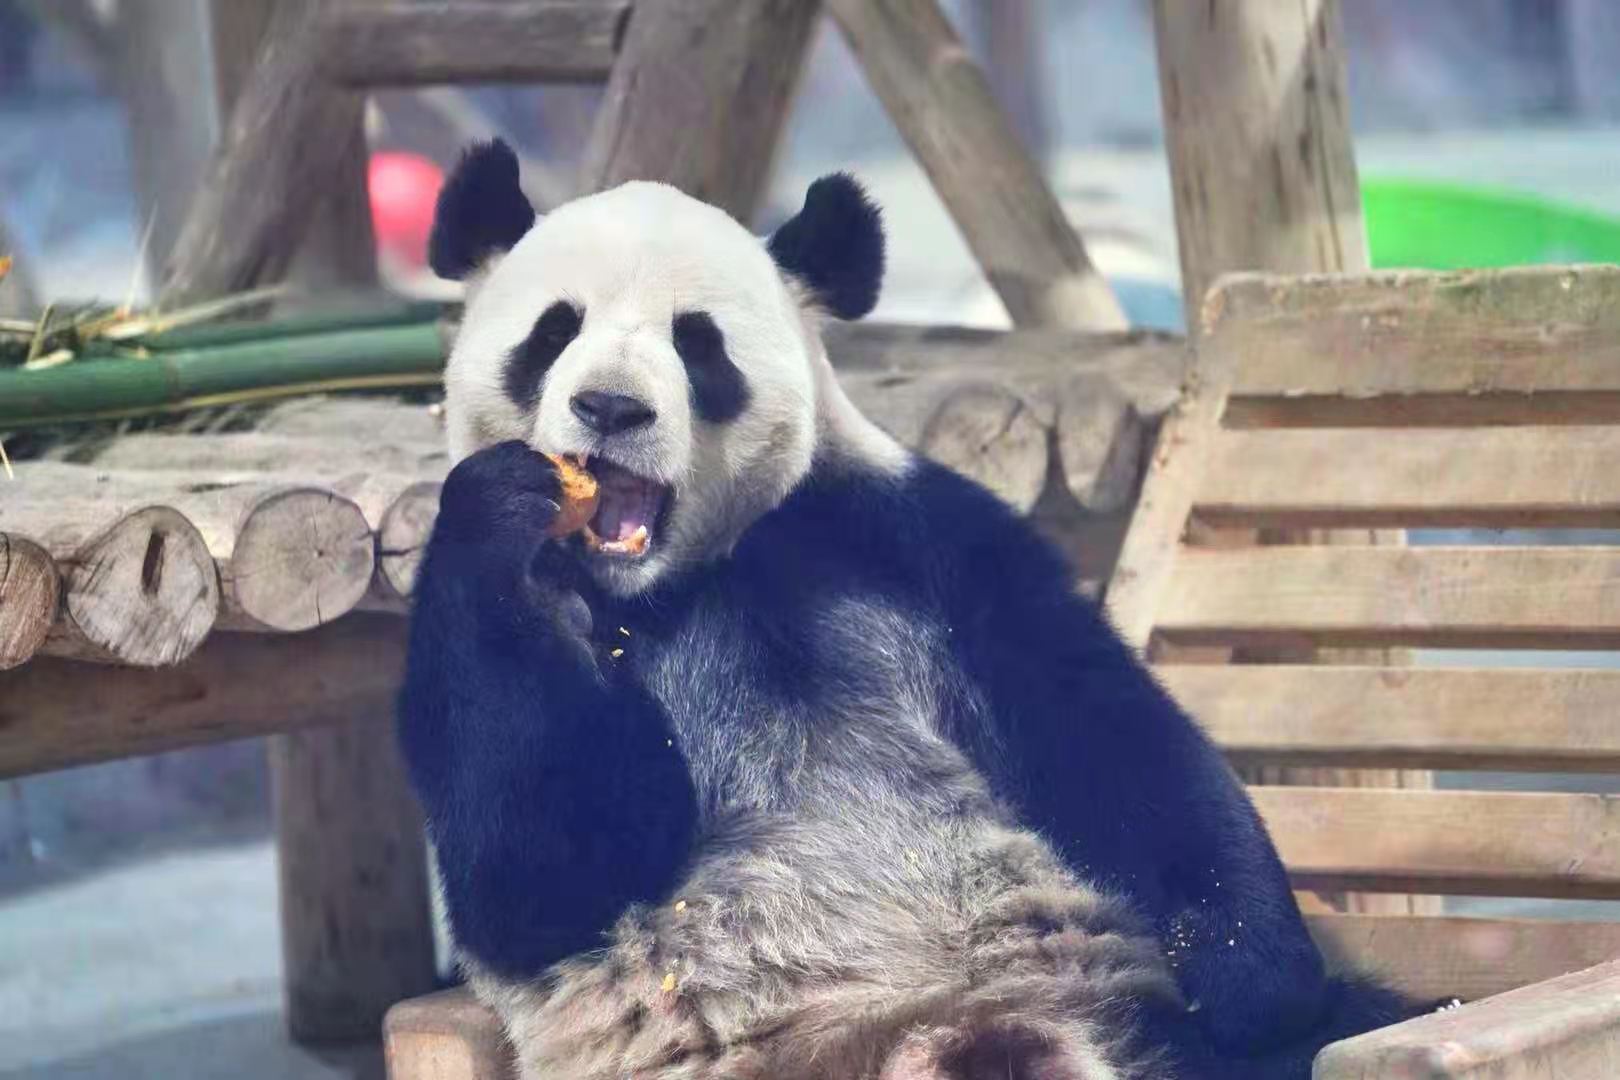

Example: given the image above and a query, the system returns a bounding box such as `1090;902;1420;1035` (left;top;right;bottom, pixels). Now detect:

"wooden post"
1151;0;1435;917
1153;0;1366;330
828;0;1126;331
579;0;821;222
271;718;437;1045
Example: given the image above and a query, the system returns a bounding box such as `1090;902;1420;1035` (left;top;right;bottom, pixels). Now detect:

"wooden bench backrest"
1107;266;1620;1005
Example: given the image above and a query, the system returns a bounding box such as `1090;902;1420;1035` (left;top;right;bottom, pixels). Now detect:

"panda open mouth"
580;459;671;558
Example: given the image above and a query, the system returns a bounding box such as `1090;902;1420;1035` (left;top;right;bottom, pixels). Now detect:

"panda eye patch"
504;300;583;410
672;311;749;423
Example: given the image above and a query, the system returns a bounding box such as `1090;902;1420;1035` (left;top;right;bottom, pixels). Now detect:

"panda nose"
570;391;656;436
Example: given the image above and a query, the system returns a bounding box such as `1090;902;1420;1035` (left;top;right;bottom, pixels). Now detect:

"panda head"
434;140;905;595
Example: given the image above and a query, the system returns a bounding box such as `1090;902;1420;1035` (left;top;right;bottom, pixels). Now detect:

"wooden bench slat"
1254;788;1620;899
1158;666;1620;772
1159;546;1620;649
1198;426;1620;528
1313;957;1620;1080
1306;913;1620;1004
1211;266;1620;390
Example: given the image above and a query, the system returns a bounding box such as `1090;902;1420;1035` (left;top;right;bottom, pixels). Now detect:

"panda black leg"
397;441;698;979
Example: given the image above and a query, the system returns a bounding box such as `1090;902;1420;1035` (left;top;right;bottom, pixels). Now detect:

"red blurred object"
369;152;444;269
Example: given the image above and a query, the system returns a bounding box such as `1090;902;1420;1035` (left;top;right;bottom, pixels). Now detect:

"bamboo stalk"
0;322;444;428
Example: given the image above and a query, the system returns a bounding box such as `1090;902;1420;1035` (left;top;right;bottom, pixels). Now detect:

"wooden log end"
378;480;442;601
0;533;60;670
919;383;1049;513
227;488;375;633
55;506;220;667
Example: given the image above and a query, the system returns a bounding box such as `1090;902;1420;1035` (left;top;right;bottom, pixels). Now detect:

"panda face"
433;142;893;596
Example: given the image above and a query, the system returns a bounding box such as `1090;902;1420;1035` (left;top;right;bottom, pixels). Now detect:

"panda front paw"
430;441;594;645
437;440;566;548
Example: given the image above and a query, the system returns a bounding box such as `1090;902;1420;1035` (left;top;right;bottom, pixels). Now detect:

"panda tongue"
592;466;659;547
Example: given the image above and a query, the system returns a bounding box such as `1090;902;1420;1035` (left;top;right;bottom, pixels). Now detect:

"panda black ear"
428;139;536;281
767;173;884;320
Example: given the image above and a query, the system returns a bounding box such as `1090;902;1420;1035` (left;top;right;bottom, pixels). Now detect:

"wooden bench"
385;265;1620;1078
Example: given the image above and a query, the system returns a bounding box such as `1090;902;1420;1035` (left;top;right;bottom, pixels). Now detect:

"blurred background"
4;0;1620;1076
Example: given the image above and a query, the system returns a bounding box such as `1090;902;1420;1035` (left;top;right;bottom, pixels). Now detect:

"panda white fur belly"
398;141;1422;1080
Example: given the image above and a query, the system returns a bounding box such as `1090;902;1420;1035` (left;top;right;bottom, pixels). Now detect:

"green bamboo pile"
0;290;451;430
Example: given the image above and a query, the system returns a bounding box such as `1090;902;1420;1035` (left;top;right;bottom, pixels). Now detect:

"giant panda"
398;139;1422;1080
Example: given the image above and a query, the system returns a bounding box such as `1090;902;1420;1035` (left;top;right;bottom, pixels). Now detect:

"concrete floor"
0;843;382;1079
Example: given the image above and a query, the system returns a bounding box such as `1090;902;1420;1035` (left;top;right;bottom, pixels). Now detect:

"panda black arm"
397;442;698;980
905;464;1330;1053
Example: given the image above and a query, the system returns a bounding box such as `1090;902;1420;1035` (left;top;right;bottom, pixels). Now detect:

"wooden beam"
1159;546;1620;651
0;615;407;779
324;1;625;87
1198;426;1620;529
1307;913;1620;1006
1161;666;1620;773
1255;787;1620;899
162;3;362;306
579;0;820;223
1314;958;1620;1079
827;0;1126;330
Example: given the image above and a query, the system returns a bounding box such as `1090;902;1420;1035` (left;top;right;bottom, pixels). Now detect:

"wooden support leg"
271;720;437;1044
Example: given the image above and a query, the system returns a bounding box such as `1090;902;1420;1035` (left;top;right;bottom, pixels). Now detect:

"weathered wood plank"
579;0;819;223
1307;913;1620;1005
1208;266;1620;426
1314;957;1620;1079
1161;666;1620;772
1159;546;1620;650
324;1;625;87
1199;426;1620;528
1255;788;1620;899
0;615;407;779
828;0;1126;329
385;988;513;1080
